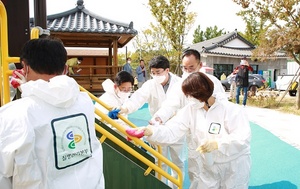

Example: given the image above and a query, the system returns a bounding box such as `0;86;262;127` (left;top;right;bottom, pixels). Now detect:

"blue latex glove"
108;109;120;119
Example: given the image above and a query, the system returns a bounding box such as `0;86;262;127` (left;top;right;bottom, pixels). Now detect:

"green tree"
232;0;300;108
192;25;227;43
132;22;180;72
236;10;267;46
232;0;300;63
192;25;204;44
148;0;197;74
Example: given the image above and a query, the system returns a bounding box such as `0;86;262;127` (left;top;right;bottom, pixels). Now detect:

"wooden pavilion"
30;0;138;94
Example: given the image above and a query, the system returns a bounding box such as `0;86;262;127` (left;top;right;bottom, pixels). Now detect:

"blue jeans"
236;86;248;105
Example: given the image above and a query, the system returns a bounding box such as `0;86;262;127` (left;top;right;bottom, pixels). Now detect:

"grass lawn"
231;90;300;116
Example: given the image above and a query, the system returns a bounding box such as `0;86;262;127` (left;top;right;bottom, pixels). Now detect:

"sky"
29;0;246;50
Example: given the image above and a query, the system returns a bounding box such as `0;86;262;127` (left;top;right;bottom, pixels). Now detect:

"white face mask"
117;91;131;100
152;75;166;84
182;71;191;80
181;63;200;79
128;61;131;64
187;96;205;108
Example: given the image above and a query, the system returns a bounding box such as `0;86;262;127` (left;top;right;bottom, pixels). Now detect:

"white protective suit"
124;72;180;116
154;73;226;123
147;100;251;189
122;72;185;188
153;72;227;189
95;79;130;135
95;79;126;115
0;75;105;189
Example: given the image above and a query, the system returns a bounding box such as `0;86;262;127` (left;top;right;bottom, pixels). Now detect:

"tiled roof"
188;30;285;58
30;1;137;35
189;30;254;58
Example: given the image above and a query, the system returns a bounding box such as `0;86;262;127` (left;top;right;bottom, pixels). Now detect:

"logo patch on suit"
51;113;92;169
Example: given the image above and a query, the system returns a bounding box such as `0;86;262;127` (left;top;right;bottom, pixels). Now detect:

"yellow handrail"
80;86;183;189
30;27;40;39
0;1;19;105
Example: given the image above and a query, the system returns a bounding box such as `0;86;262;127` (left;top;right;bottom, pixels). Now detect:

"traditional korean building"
189;30;287;84
30;0;138;95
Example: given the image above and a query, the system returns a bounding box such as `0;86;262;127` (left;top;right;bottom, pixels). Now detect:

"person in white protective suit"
152;49;227;189
95;70;134;135
0;38;105;189
127;72;251;188
108;55;184;188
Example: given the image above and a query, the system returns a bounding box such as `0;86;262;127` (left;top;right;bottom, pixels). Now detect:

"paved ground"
228;90;300;150
245;105;300;150
248;122;300;188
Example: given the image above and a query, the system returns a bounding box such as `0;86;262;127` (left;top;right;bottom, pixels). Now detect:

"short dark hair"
78;57;83;61
20;38;67;75
126;57;131;61
149;55;170;70
114;71;134;86
182;49;201;60
182;72;214;102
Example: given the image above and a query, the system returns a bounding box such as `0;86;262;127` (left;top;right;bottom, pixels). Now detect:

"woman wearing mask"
127;72;251;189
151;49;227;189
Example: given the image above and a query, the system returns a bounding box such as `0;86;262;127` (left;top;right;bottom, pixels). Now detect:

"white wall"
287;61;300;75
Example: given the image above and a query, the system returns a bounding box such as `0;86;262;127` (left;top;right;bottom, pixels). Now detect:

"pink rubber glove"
10;69;26;88
126;127;153;138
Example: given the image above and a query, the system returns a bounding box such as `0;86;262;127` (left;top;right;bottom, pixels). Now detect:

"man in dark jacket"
235;57;253;106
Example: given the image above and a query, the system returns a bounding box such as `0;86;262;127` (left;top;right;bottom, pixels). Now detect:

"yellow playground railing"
0;1;182;188
0;1;19;105
82;86;183;189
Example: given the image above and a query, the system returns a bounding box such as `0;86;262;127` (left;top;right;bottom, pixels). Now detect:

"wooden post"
2;0;30;57
34;0;47;29
113;38;118;75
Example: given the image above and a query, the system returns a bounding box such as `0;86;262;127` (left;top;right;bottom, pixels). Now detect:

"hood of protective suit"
102;78;115;94
20;75;80;108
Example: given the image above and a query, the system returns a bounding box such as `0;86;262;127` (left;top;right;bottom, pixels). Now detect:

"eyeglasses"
180;64;199;73
150;68;166;76
118;86;133;93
